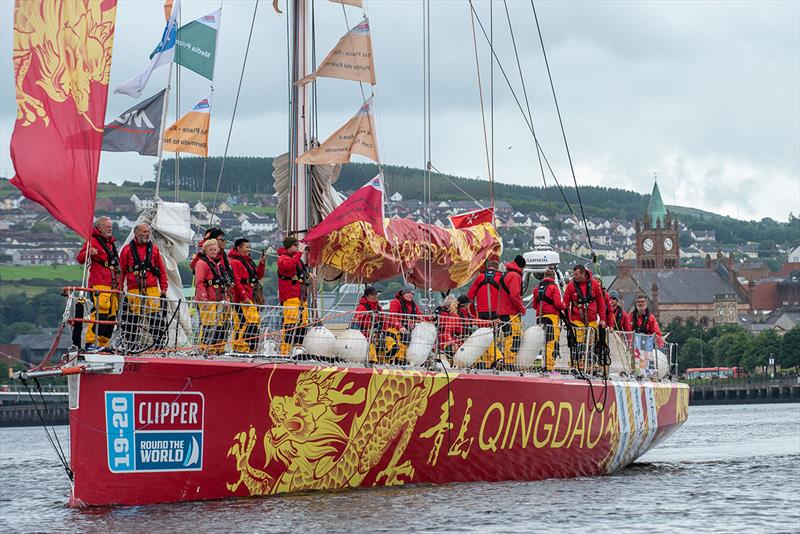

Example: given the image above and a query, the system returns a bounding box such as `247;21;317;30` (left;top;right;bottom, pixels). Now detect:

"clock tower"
635;180;680;269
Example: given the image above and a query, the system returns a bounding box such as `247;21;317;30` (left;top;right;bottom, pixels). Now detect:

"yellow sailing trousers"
382;327;408;363
540;314;561;371
571;319;598;369
198;301;232;354
281;298;308;355
233;302;261;353
501;315;523;366
85;285;118;347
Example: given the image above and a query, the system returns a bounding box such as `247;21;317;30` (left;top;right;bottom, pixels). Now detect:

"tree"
781;326;800;370
710;331;752;367
742;329;782;372
678;337;707;373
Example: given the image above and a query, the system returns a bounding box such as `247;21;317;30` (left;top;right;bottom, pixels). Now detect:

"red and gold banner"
304;217;502;291
9;0;117;240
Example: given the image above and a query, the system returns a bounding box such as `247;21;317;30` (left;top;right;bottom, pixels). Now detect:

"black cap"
514;254;526;268
283;236;299;249
364;285;380;297
457;295;471;306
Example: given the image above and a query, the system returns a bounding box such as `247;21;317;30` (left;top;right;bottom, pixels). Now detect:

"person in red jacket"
467;260;502;319
194;239;231;353
385;283;422;363
352;286;383;362
76;216;120;350
532;267;566;371
118;223;169;349
563;265;606;368
498;255;527;366
607;290;632;331
631;293;664;347
434;295;462;359
277;236;310;354
229;238;266;352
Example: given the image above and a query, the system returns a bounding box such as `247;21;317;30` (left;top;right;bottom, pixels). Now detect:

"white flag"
115;0;181;98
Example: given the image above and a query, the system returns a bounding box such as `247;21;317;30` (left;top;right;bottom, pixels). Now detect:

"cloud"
1;0;798;221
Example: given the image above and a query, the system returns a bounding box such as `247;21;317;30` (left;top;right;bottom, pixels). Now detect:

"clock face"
643;238;654;252
664;237;674;251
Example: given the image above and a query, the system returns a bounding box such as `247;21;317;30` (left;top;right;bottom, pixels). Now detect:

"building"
635;180;680;269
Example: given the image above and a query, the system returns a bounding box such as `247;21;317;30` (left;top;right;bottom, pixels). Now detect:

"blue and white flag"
115;0;181;98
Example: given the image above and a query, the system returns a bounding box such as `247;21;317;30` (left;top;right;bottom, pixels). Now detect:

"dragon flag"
296;98;379;165
10;0;118;240
162;94;212;157
304;178;502;291
102;90;166;156
297;18;375;86
115;0;181;98
174;9;221;81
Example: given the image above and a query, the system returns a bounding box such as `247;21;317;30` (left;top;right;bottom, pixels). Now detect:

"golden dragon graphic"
227;366;450;496
13;0;116;130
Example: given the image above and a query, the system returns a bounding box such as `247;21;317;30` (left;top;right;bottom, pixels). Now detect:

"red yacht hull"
68;357;689;506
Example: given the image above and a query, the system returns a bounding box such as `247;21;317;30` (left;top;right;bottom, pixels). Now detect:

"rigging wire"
531;0;596;266
489;0;495;211
467;3;493;200
209;0;260;222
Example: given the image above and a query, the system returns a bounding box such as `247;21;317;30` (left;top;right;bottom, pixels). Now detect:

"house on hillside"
788;244;800;263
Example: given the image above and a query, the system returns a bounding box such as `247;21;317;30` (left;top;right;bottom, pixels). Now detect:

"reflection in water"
1;404;798;533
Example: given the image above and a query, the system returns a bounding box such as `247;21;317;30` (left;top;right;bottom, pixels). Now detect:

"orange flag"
298;18;375;86
163;0;174;20
162;94;212;157
297;98;379;165
10;0;118;239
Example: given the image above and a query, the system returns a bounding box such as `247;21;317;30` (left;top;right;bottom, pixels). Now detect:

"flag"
329;0;363;7
115;0;181;98
101;90;166;156
163;0;174;21
10;0;118;240
450;207;495;229
162;94;212;157
297;98;379;164
303;175;385;242
174;9;221;81
297;18;375;86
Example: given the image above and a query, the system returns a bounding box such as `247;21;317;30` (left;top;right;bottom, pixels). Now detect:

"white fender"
334;329;370;364
302;326;337;357
608;331;632;375
406;322;437;365
517;325;546;367
655;349;670;380
453;327;494;367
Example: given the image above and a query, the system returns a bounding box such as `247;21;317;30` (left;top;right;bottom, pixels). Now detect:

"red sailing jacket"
76;232;120;288
497;262;526;316
437;309;463;347
229;250;265;303
194;254;227;302
386;292;422;331
532;277;566;316
563;276;606;324
631;308;664;346
467;268;503;314
608;304;632;331
277;247;307;303
353;297;382;333
119;241;168;292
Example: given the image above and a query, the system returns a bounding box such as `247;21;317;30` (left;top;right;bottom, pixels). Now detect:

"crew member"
385;283;421;363
76;216;120;351
563;265;606;367
456;294;475;338
119;223;168;348
466;260;505;367
229;238;266;352
434;295;462;358
497;255;527;367
607;290;631;331
277;236;310;354
194;239;231;353
631;293;664;347
532;267;566;371
353;285;382;361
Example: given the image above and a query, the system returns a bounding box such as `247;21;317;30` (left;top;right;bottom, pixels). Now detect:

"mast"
290;0;311;237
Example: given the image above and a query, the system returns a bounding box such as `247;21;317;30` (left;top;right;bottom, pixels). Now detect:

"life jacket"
573;278;593;306
230;254;259;286
196;253;226;289
631;308;652;334
614;307;624;329
537;280;557;306
396;296;419;316
476;268;511;295
127;241;161;278
96;235;120;271
277;260;308;285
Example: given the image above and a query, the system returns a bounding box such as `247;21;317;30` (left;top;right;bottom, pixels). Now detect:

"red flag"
303;175;385;242
449;207;494;229
9;0;118;239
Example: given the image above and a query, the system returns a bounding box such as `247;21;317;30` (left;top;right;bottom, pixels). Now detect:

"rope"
468;4;493;202
22;377;73;481
210;0;259;221
531;1;596;266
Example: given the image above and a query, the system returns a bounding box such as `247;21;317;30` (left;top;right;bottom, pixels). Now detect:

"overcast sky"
1;0;798;221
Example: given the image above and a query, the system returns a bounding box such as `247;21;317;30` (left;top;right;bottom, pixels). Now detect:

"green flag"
174;8;221;81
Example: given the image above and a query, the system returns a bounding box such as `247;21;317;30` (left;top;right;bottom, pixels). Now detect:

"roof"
628;268;744;304
647;181;667;229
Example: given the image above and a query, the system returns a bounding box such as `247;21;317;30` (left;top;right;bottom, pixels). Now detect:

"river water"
1;403;798;533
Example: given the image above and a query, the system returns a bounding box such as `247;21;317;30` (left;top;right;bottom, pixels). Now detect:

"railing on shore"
60;288;677;380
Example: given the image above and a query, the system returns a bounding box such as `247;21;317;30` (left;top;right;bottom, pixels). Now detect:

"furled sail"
272;153;343;232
